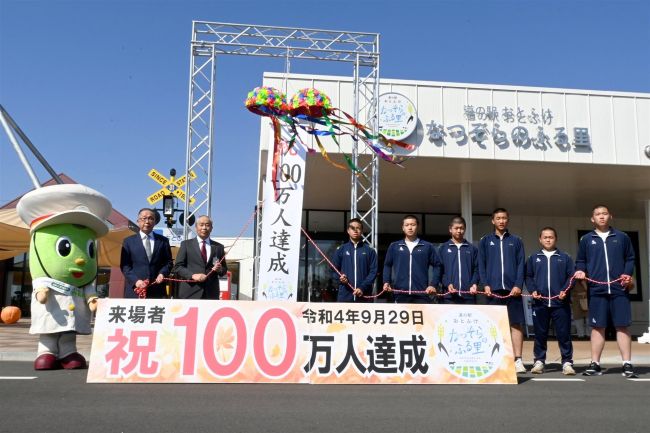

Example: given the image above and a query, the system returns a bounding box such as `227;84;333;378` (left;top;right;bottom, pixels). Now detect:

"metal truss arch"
184;21;381;284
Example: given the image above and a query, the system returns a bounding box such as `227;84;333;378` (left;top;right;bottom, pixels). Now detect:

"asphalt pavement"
0;360;649;433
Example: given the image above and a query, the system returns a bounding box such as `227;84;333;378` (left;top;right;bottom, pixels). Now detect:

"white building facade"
256;72;650;334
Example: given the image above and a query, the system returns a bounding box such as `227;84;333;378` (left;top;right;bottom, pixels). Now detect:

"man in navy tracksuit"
525;227;576;375
383;215;441;304
438;216;479;304
331;218;378;302
574;205;637;378
479;208;526;373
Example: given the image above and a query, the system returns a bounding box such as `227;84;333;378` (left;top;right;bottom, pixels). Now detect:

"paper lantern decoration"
1;306;21;324
289;88;332;118
245;86;288;117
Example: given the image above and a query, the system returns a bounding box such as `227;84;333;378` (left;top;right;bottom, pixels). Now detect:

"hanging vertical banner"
258;121;307;300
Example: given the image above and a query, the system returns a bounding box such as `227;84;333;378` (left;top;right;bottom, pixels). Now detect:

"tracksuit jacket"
525;249;575;308
438;240;479;299
575;228;635;296
331;241;378;302
478;231;525;292
382;239;441;300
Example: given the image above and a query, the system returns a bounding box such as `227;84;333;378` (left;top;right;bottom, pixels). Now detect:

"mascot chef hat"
17;184;111;237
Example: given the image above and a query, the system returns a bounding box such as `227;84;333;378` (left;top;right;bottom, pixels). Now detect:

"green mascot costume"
17;184;111;370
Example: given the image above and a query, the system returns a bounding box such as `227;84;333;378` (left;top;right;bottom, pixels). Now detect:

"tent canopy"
0;208;133;267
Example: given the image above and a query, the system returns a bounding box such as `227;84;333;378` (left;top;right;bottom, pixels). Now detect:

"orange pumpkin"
1;306;21;324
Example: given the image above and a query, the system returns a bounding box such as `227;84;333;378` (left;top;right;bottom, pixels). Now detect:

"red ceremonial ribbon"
271;117;282;201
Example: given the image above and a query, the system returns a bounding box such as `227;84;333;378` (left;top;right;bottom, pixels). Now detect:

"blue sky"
1;0;649;236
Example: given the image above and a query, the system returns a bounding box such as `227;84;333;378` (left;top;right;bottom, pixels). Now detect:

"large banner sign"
257;122;307;301
88;299;516;384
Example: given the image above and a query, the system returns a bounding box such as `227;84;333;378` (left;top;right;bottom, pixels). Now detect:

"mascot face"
29;223;98;287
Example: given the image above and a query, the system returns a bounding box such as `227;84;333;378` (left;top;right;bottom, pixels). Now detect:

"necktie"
201;240;207;262
144;235;153;262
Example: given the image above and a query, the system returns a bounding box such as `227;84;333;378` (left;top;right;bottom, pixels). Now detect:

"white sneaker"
531;360;544;374
562;362;576;376
515;358;527;374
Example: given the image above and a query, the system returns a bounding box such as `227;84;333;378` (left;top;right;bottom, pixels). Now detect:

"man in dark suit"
120;208;172;298
173;215;228;299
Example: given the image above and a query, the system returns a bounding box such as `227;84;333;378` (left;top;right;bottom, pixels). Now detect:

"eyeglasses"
138;217;155;222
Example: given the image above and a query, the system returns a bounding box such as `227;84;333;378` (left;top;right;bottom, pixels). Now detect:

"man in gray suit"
173;215;228;299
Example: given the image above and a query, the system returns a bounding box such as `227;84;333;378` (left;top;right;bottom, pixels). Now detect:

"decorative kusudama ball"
1;306;21;324
245;86;288;117
289;88;332;118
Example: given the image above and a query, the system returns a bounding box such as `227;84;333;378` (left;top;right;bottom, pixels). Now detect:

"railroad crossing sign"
147;168;197;205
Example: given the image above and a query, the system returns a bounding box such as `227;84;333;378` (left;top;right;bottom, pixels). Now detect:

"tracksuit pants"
532;303;573;363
